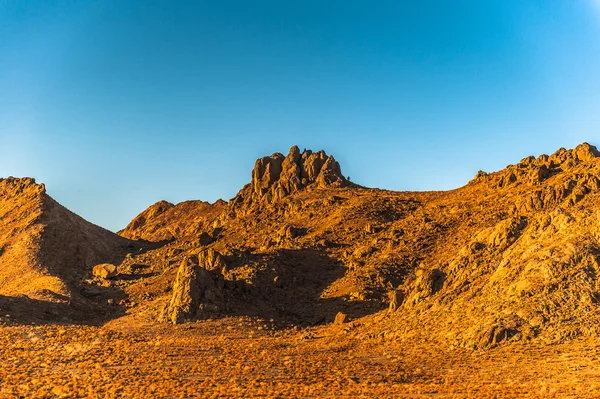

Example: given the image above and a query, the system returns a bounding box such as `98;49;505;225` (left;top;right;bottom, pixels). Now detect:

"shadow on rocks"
161;247;386;329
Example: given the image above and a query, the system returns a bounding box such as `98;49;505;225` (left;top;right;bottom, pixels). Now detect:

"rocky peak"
561;142;599;163
234;146;348;207
125;200;175;231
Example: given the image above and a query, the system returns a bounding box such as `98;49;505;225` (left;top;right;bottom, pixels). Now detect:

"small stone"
388;290;404;313
334;312;347;325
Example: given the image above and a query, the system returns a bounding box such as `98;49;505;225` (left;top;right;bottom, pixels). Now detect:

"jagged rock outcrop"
472;142;600;190
197;248;228;273
160;251;229;324
468;143;600;217
231;146;348;209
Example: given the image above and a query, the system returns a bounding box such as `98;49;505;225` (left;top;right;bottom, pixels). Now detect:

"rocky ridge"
123;143;600;349
4;144;600;350
380;142;600;348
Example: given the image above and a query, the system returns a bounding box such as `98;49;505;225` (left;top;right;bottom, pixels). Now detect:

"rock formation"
230;146;348;209
197;248;228;273
160;252;228;324
92;263;118;279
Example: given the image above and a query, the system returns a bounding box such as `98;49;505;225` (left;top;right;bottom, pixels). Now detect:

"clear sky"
1;1;600;231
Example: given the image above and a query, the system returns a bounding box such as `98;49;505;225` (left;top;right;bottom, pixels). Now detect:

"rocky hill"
381;142;600;349
3;143;600;350
106;143;600;348
119;199;227;242
0;177;138;320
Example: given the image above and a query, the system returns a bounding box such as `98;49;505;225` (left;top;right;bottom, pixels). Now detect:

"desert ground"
2;315;600;398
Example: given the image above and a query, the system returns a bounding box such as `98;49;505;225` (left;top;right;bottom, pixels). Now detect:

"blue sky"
1;1;600;231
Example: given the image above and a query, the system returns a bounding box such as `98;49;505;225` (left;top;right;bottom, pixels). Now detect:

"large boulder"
92;264;118;279
160;252;228;324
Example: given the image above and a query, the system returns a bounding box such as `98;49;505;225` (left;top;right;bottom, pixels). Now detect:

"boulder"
160;256;224;324
279;225;306;241
388;290;404;312
406;268;446;305
477;325;519;349
334;312;348;325
92;263;118;279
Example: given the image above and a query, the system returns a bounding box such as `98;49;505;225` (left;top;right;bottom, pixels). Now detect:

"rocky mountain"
3;143;600;351
109;143;600;349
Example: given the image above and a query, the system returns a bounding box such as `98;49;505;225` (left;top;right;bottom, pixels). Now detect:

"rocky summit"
231;145;349;209
4;144;600;397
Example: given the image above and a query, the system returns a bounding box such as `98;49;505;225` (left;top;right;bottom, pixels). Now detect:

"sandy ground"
1;315;600;398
